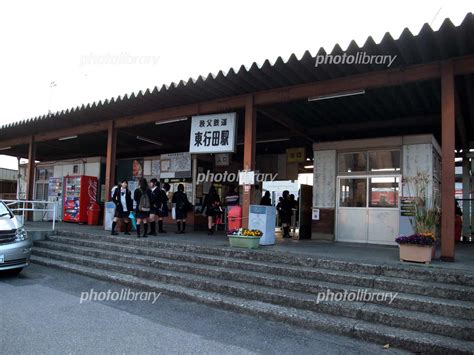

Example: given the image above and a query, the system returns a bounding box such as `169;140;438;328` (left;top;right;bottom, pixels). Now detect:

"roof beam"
0;136;31;149
35;121;109;142
308;114;439;135
114;55;474;129
257;108;314;143
115;96;247;129
254;55;474;106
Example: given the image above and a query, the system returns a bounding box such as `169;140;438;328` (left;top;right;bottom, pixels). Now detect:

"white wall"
52;162;101;178
17;157;104;200
400;143;436;236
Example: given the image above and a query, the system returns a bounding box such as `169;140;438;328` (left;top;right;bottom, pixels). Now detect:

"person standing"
156;182;170;233
149;178;161;236
133;178;152;238
172;183;190;234
202;185;221;235
111;180;133;236
260;191;272;206
277;190;292;238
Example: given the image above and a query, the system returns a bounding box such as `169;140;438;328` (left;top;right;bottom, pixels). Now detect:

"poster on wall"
132;159;143;178
160;152;191;178
189;112;237;154
151;160;161;177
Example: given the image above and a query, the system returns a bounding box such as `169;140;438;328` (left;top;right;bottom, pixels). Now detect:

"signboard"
287;147;306;163
215;153;230;166
400;197;416;217
189;112;237;154
239;170;255;185
312;208;320;220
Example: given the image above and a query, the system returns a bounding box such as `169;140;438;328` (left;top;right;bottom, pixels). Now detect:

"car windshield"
0;202;13;218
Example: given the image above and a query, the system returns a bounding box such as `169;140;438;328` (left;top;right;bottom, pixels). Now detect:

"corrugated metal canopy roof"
1;13;473;142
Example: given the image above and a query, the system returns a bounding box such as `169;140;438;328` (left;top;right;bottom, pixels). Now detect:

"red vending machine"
63;175;98;223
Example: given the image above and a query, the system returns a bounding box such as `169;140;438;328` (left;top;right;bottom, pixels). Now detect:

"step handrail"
1;199;57;231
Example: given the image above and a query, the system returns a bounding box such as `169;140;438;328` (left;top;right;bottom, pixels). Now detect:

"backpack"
139;190;151;211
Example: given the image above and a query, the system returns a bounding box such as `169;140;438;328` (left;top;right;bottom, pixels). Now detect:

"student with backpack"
172;183;190;234
133;178;152;238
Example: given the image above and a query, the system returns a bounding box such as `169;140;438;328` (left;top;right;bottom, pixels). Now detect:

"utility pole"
48;81;57;115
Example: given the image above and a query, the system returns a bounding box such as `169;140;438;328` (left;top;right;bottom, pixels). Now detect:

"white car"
0;201;32;275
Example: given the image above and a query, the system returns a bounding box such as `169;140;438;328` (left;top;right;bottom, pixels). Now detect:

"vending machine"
63;175;98;223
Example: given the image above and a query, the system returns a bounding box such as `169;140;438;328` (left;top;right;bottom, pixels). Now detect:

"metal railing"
1;199;57;231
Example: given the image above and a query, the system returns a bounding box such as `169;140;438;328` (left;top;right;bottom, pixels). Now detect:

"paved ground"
27;221;474;273
0;264;407;354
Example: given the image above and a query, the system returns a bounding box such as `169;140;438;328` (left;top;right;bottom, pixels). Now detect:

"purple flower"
395;234;434;246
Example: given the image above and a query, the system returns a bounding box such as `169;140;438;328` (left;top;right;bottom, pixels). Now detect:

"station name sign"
189;112;237;154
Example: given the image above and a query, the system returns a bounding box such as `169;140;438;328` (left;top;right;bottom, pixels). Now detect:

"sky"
0;0;473;169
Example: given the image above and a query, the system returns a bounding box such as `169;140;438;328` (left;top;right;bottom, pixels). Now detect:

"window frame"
337;148;402;176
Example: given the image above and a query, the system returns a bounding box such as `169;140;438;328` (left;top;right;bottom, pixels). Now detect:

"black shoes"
111;231;119;236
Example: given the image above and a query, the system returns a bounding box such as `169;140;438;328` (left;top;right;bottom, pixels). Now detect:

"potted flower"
396;172;440;264
396;233;436;263
228;228;263;249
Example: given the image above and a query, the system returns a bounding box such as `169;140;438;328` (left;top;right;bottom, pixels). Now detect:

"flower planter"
399;244;433;264
228;235;261;249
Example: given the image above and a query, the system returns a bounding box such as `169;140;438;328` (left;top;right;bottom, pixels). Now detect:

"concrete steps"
54;230;474;286
32;233;474;353
35;239;474;320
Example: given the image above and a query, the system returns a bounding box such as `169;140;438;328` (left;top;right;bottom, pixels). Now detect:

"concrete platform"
24;221;474;274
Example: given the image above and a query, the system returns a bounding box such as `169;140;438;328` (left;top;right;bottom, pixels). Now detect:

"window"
368;150;400;172
339;178;367;207
338;152;367;173
35;166;53;201
37;168;46;181
35;182;48;201
369;177;399;208
36;166;53;181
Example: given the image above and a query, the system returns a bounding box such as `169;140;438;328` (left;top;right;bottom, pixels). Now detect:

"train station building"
1;14;474;261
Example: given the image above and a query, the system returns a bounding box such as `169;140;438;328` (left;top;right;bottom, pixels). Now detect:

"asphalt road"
0;264;407;354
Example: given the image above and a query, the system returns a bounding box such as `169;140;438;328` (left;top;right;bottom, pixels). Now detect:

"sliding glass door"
336;176;400;244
